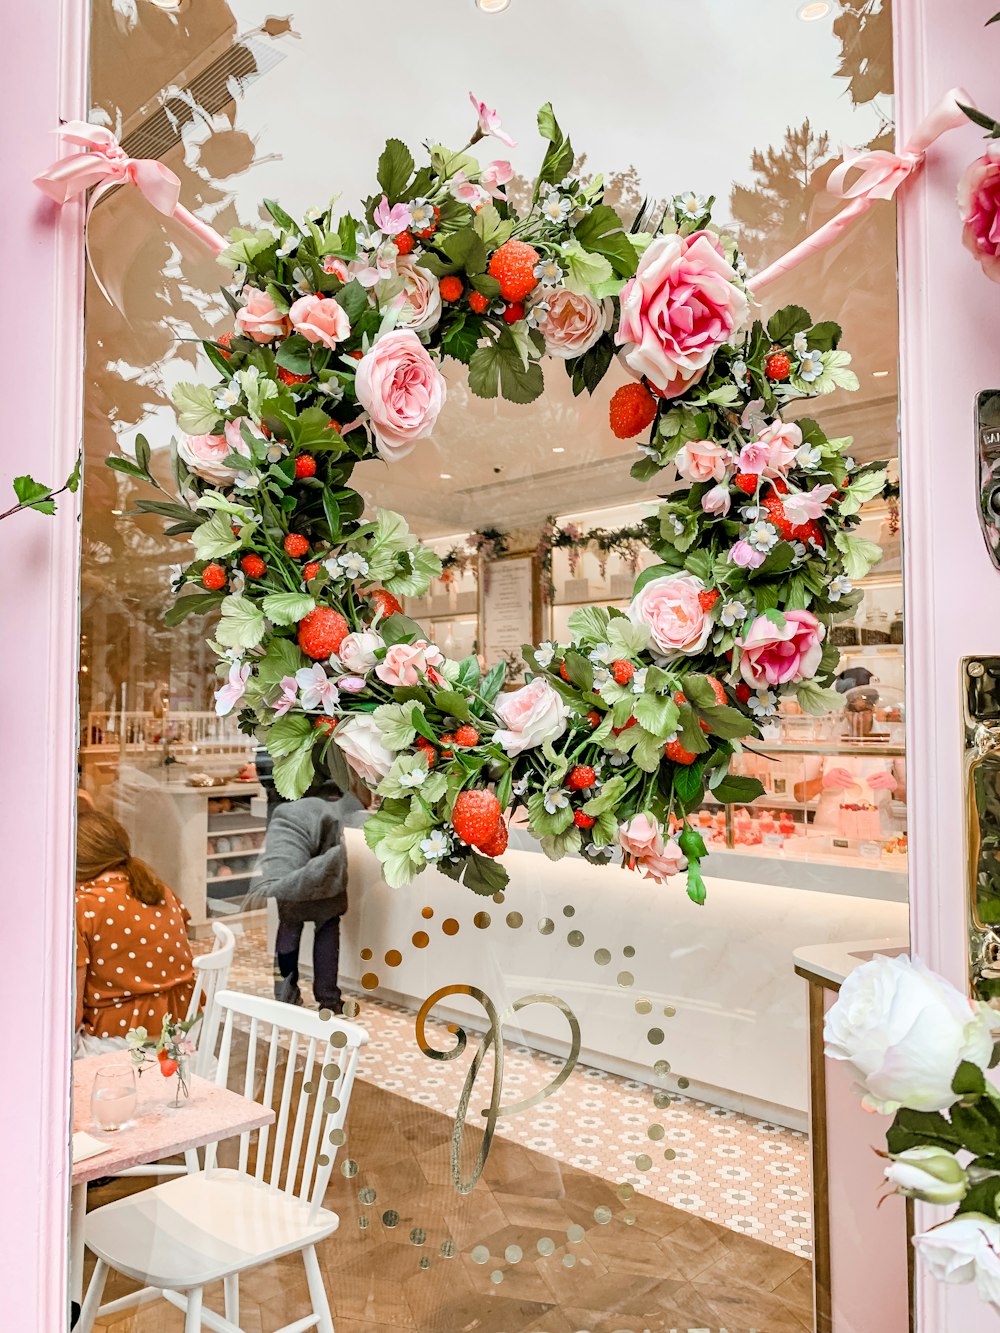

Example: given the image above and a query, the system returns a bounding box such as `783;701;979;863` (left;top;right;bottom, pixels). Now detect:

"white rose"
914;1215;1000;1309
338;630;384;675
884;1147;969;1205
333;714;395;787
534;288;613;360
824;954;996;1114
395;257;442;335
493;677;569;756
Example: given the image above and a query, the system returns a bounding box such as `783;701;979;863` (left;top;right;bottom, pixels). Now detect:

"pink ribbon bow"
33;121;226;301
750;88;974;292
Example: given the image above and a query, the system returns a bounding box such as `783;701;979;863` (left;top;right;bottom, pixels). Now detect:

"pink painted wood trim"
0;0;87;1324
894;1;1000;1330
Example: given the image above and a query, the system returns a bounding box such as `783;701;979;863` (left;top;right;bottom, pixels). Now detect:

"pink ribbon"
33;121;226;300
749;88;975;292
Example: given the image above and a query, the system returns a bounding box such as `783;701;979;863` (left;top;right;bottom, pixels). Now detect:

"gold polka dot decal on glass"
358;1216;369;1231
623;1212;636;1226
678;1076;690;1089
384;949;402;967
567;929;584;947
566;1223;585;1244
634;1153;652;1172
420;906;434;919
562;1254;577;1268
411;930;429;948
341;1159;358;1178
647;1123;664;1141
647;1027;665;1045
323;1095;341;1115
664;1005;677;1017
418;1256;430;1270
316;1153;330;1168
302;1080;316;1096
440;1240;456;1259
331;1031;347;1048
654;1091;671;1109
473;911;491;929
409;1227;426;1246
537;1237;555;1257
342;998;360;1018
322;1063;341;1081
359;1186;376;1205
663;1148;677;1161
328;1128;346;1146
593;1206;613;1225
634;998;652;1015
318;1008;332;1022
594;947;611;966
441;918;459;936
617;1183;635;1202
382;1210;399;1228
623;945;636;958
361;972;379;990
505;911;523;928
492;890;505;904
489;1270;504;1285
471;1245;490;1265
538;917;554;935
617;971;634;988
563;904;575;917
360;947;372;961
504;1244;523;1264
653;1058;670;1077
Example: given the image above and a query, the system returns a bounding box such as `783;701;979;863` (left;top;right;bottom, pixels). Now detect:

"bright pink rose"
235;286;289;343
756;420;802;475
701;484;732;516
674;439;731;484
627;573;712;659
289;294;351;349
374;639;443;688
958;144;1000;282
615;231;749;398
535;288;612;359
737;610;825;688
494;678;569;756
355;329;447;462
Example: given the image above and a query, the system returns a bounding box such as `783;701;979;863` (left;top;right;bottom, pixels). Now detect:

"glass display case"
403;532;480;662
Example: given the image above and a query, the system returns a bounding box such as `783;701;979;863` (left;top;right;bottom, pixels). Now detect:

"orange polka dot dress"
75;871;195;1039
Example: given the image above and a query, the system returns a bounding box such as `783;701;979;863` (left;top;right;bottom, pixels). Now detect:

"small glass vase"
166;1055;191;1110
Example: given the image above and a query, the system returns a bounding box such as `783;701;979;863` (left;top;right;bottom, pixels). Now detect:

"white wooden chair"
118;921;237;1179
77;990;368;1333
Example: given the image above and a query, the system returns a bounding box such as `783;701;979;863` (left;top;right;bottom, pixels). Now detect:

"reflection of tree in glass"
506;155;651;227
729;120;831;271
833;0;894;112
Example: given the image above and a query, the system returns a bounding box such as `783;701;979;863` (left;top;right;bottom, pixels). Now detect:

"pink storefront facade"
1;1;998;1329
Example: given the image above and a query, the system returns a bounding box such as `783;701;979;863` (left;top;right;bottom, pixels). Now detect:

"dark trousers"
274;914;342;1011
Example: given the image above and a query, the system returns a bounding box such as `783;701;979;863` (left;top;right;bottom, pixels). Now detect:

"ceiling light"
552;447;565;454
476;0;512;11
798;1;831;19
872;370;890;378
440;473;452;480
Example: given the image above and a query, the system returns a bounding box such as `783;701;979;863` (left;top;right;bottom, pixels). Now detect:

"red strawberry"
241;554;266;580
698;588;720;611
157;1050;178;1078
609;382;657;440
468;291;490;315
735;682;751;704
453;725;480;747
440;276;464;303
733;473;759;495
294;454;317;479
216;332;234;360
585;710;601;729
201;563;226;591
760;493;795;540
611;660;634;686
314;717;337;736
439;733;455;758
394;231;416;255
573;810;596;829
612;716;638;736
284;534;310;558
560;662;572;682
765;349;792;381
487;239;540;303
664;738;697;765
797;519;825;547
303;561;321;583
452;790;502;850
298;607;349;659
567;765;596;791
479;819;508;858
503;302;525;324
413;206;440;240
369;589;403;619
277;367;311;386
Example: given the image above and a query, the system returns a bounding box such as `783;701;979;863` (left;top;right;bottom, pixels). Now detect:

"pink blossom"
737;440;770;475
450;170;489;208
958;143;1000;282
235;287;289;343
674;439;731;484
615;232;749;399
757;420;802;474
373;195;413;238
737;610;825;688
288;293;351;349
215;660;251;717
627;573;712;658
295;663;340;715
483;160;514;197
336;675;369;694
271;675;299;717
701;484;731;516
355;330;447;462
323;255;350;281
177;430;245;486
727;540;766;570
469;91;517;147
375;640;444;688
782;483;838;525
619;814;663;865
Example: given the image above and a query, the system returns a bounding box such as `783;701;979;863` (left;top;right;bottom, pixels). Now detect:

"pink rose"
627;573;712;659
395;258;442;334
737;610;825;688
619;813;662;864
338;630;384;675
494;678;569;756
641;840;686;884
535;288;612;360
674;439;731;484
737;440;770;475
375;639;443;688
289;294;351;349
355;329;447;462
958;144;1000;282
177;423;249;486
781;483;837;525
756;420;802;475
701;484;731;516
615;232;749;398
235;286;289;343
727;540;766;570
333;715;395;786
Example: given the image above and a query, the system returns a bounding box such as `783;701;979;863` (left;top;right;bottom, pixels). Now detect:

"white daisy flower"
829;575;853;602
747;521;779;553
674;191;707;221
338;552;370;578
234;470;262;491
534;257;564;285
264;442;288;464
214;383;241;410
793;332;809;357
797;349;824;383
540;189;571;223
544;788;570;815
588;644;613;666
796;443;822;470
399;767;427;789
322;557;346;582
420;829;451;861
534;642;557;669
631;668;648;694
750;689;778;717
409;199;436;232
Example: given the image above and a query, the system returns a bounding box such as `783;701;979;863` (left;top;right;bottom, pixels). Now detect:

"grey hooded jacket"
254;793;361;927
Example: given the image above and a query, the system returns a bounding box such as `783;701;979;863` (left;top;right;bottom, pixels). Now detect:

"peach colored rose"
619;813;662;864
177;421;250;485
674;439;731;484
737;610;825;687
627;573;712;659
640;839;686;884
756;420;802;475
615;231;749;398
958;144;1000;282
535;288;613;360
355;329;447;462
494;678;569;756
374;639;443;688
235;286;289;343
338;630;384;675
289;294;351;349
395;258;442;335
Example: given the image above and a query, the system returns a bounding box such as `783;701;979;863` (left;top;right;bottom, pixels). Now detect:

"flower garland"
440;528;509;583
537;516;648;601
109;96;886;902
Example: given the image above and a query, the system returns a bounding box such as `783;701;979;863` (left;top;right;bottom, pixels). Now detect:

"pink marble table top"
72;1049;273;1185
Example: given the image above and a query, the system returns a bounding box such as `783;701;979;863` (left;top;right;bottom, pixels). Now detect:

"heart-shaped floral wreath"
109;97;887;903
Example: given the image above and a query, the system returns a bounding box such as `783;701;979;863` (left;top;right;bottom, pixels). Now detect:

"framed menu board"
479;552;543;684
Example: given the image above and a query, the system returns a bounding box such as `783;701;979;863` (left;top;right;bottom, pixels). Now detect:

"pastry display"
838;802;882;841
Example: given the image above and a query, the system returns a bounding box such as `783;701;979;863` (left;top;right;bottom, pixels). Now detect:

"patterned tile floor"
197;922;812;1258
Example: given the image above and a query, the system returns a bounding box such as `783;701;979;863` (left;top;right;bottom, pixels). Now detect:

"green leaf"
261;592;315;626
335;279;371;324
886;1109;965;1156
192;511;242;561
172;382;220;435
696;704;755;740
379;613;425;646
441;227;488;275
562;649;594;692
468;340;545;404
766;305;812;343
957;1178;1000;1219
441;316;481;366
673;760;706;807
839;467;888;516
631;563;676;596
561;240;614;297
633;692;679;739
676;704;711;756
460;851;509;896
960;103;1000;137
266;712;314;758
377;138;415;200
434;689;474;724
833;530;883;581
216;596;266;650
481;662;506;704
805;320;842;352
567;605;612;644
539;827;583;862
473;204;514;249
275;334;313;376
572;204;638;279
632;727;666;773
711;774;765;804
685;862;708;906
796;681;846;716
105;455;152;483
383;544;442;598
12;475;56;513
536;102;575;190
272;743;317;800
527;791;575;838
374;702;420;751
953;1060;988;1098
256;635;305;684
163;591;225;627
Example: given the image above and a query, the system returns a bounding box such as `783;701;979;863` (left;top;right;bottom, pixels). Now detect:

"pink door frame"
2;1;998;1328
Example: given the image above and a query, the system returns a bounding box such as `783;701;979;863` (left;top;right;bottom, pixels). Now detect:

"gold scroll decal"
415;984;581;1195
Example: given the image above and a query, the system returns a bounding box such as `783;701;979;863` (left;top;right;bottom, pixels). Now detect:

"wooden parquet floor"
84;1073;813;1333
